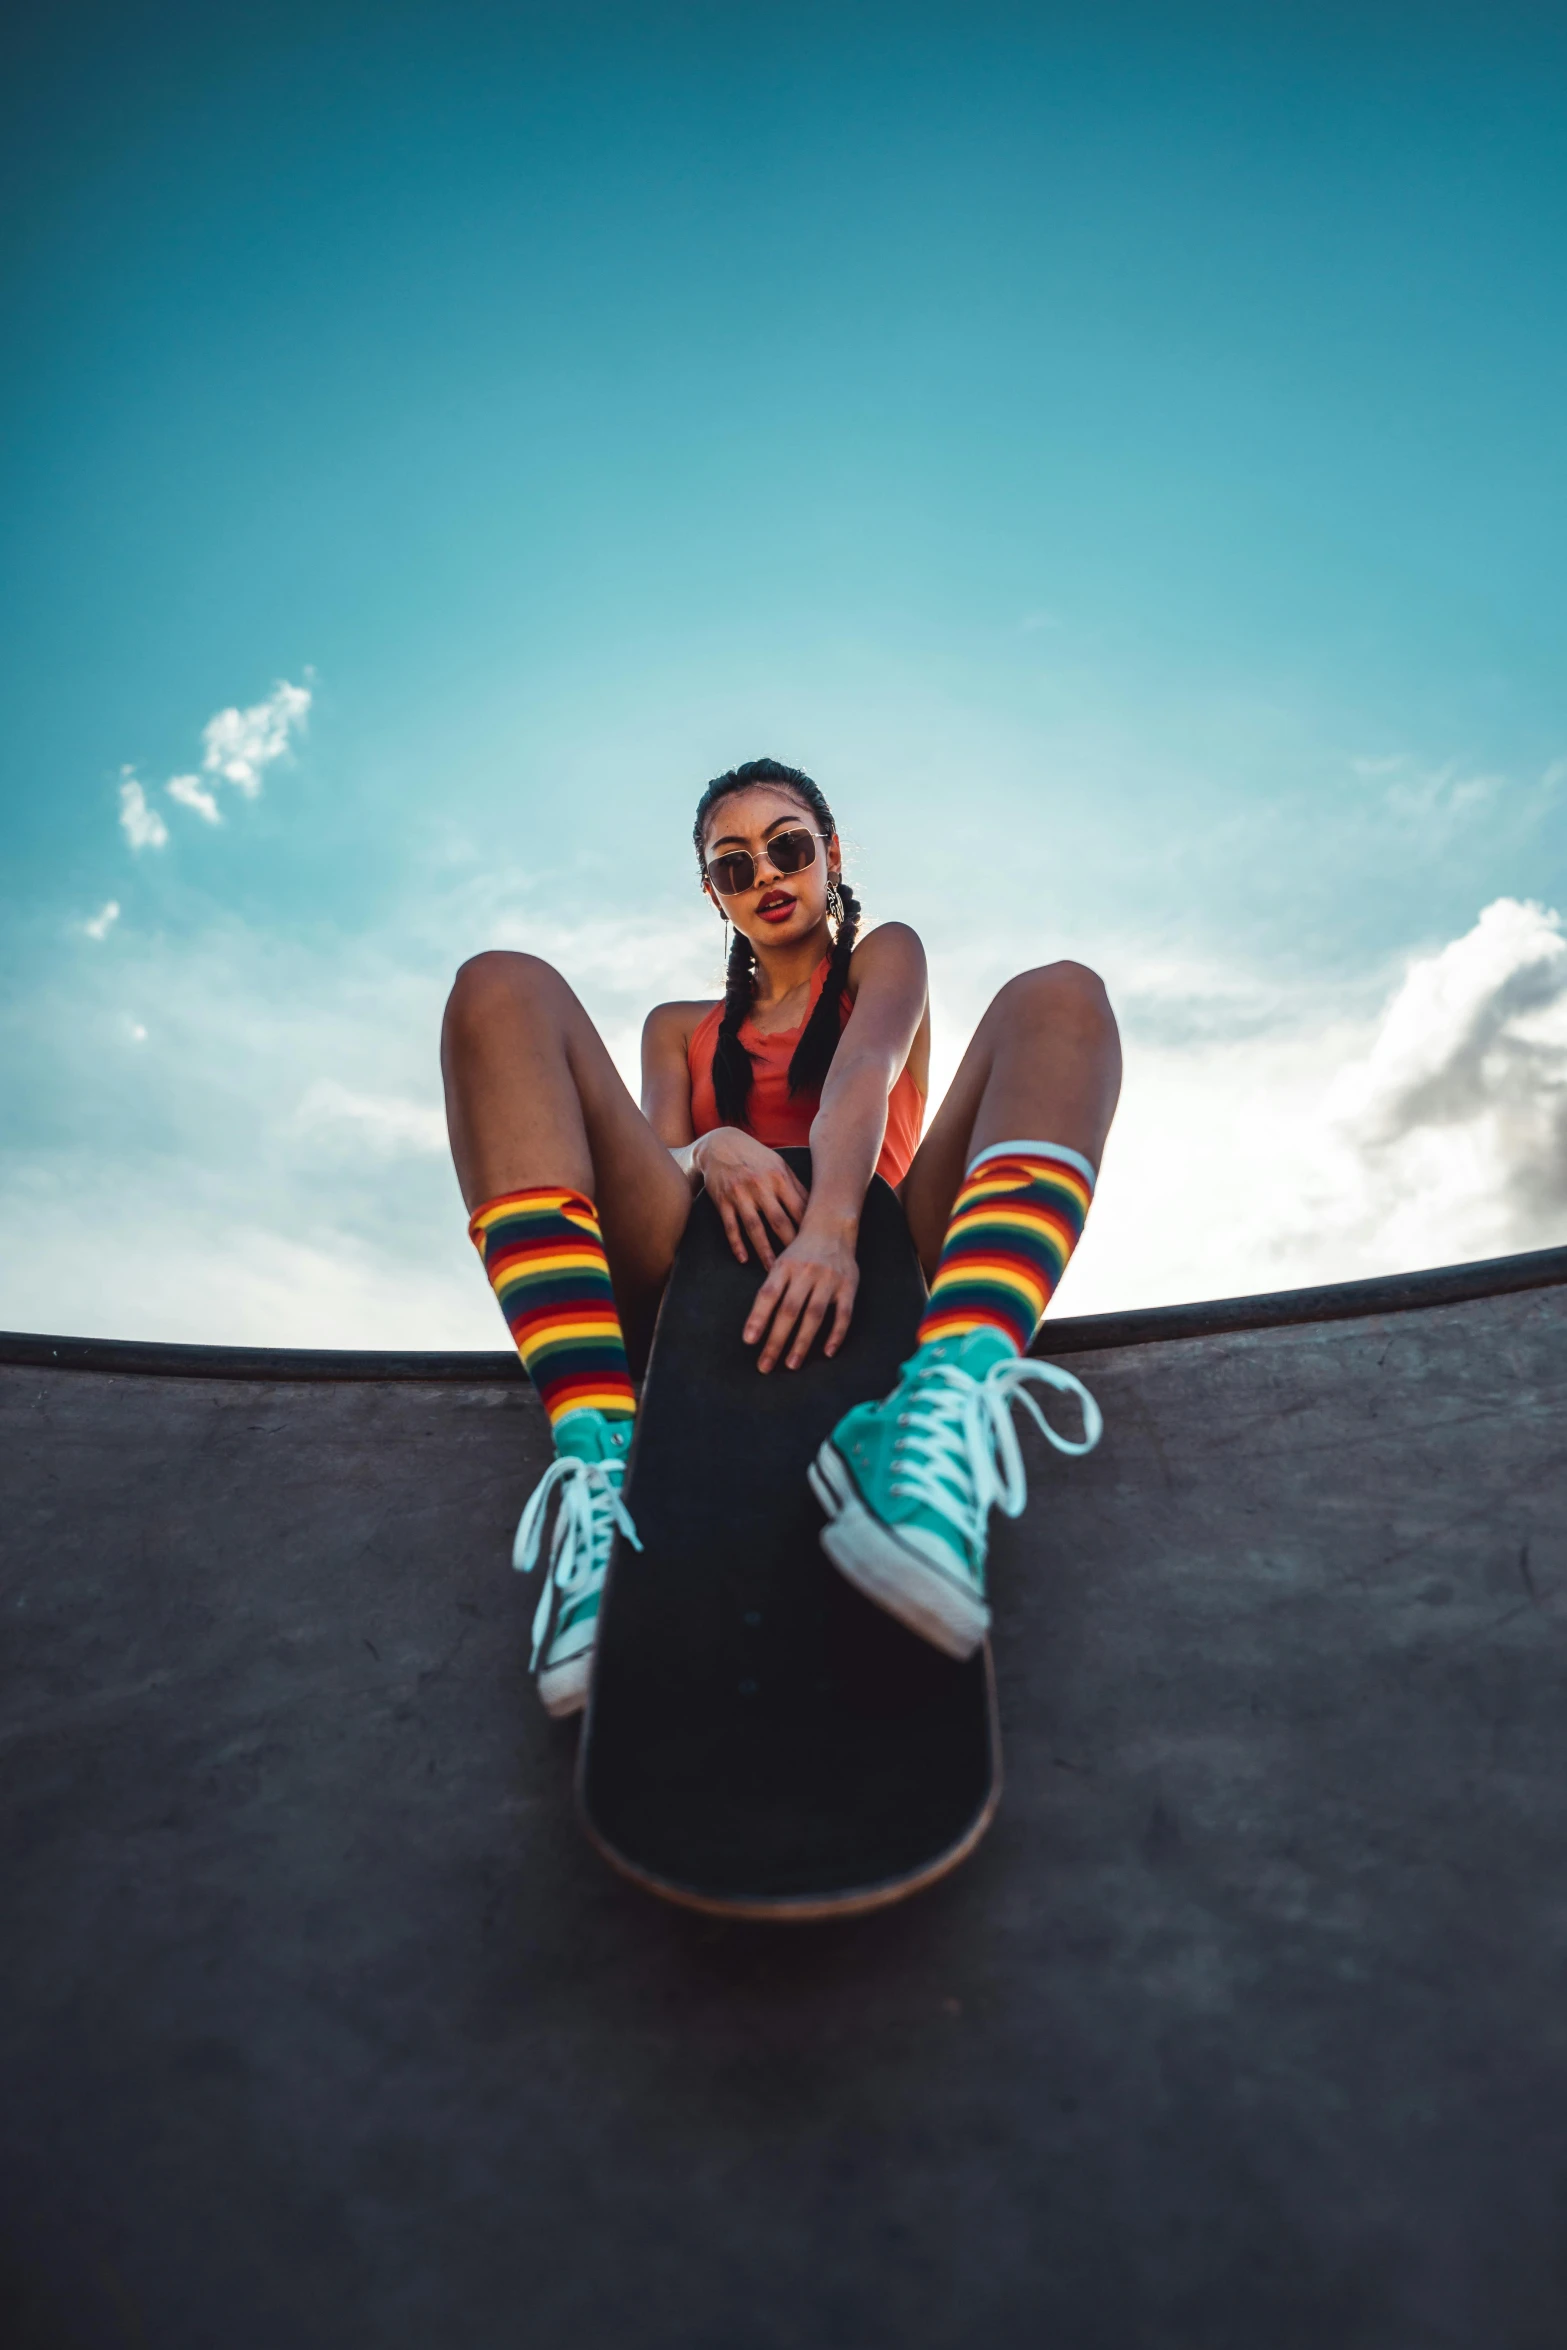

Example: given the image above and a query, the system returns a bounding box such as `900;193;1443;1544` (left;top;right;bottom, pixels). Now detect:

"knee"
997;960;1116;1038
443;949;565;1040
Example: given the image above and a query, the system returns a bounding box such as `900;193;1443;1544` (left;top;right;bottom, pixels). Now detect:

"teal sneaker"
808;1327;1102;1660
512;1410;640;1718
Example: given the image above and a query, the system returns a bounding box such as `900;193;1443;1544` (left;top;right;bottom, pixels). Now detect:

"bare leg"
441;952;693;1372
902;962;1122;1281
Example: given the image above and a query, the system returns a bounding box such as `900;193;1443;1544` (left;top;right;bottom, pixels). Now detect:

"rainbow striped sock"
469;1186;636;1430
918;1140;1096;1357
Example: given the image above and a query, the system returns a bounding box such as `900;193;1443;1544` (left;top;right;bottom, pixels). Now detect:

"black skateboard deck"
578;1148;1001;1920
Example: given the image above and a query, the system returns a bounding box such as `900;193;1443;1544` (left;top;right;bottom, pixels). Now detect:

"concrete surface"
3;1271;1566;2348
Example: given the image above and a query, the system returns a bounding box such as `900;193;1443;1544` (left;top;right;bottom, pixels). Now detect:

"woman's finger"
784;1277;835;1372
743;1262;787;1347
755;1274;809;1373
738;1194;777;1270
822;1271;858;1359
760;1187;798;1249
717;1197;748;1264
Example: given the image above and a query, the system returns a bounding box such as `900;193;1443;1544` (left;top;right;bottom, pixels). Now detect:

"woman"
442;757;1122;1716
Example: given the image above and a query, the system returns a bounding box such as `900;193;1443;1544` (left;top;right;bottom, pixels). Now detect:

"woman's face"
700;785;841;953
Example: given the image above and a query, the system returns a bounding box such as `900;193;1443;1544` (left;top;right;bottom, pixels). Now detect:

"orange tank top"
687;956;925;1188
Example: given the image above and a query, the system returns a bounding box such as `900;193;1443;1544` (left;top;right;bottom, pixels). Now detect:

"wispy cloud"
199;677;311;799
167;772;221;823
0;886;717;1347
117;770;168;851
1353;750;1501;836
294;1078;448;1157
81;900;120;941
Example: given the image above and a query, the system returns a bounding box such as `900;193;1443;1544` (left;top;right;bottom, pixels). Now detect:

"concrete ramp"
4;1249;1566;2348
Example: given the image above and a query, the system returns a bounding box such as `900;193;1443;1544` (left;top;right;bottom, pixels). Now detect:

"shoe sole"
809;1442;990;1663
537;1648;591;1719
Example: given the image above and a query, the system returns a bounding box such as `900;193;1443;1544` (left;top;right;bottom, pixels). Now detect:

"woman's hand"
743;1217;860;1373
691;1128;811;1270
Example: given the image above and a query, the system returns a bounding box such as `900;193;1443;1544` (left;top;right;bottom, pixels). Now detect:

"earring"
827;881;843;924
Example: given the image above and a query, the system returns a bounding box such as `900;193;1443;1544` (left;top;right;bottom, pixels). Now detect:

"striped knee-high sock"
918;1141;1096;1357
469;1186;636;1430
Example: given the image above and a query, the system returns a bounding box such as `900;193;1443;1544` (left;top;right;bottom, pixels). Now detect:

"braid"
787;878;860;1099
712;921;758;1127
693;755;861;1127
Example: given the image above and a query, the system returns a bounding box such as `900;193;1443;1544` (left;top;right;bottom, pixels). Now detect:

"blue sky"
4;1;1566;1342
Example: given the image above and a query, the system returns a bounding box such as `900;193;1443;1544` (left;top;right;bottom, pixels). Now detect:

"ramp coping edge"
3;1243;1566;1381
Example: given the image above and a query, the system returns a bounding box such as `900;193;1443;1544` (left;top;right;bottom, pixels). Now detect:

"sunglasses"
704;827;831;898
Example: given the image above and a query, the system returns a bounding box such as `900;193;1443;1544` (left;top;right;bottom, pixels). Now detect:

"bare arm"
806;923;928;1233
744;924;929;1371
641;997;810;1265
641;1000;702;1162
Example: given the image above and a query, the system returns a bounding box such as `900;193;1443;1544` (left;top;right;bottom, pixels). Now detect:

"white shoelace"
512;1454;641;1669
889;1354;1103;1557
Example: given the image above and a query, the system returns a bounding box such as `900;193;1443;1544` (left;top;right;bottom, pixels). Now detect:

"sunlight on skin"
442;775;1122;1378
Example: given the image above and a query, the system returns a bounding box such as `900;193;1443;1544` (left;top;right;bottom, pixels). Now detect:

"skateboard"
578;1148;1001;1920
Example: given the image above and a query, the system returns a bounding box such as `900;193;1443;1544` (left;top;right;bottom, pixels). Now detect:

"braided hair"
693;757;863;1129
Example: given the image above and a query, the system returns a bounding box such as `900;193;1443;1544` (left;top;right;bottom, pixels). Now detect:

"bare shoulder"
851;919;925;962
642;997;720;1052
846;921;928;992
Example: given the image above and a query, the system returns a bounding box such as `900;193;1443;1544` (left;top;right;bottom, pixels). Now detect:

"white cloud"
1331;898;1567;1144
200;677;311;799
1043;901;1567;1317
1325;898;1567;1252
167;772;221;823
81;901;120;941
110;676;313;851
118;771;168;851
1061;1009;1368;1314
294;1079;449;1157
9;865;1567;1348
